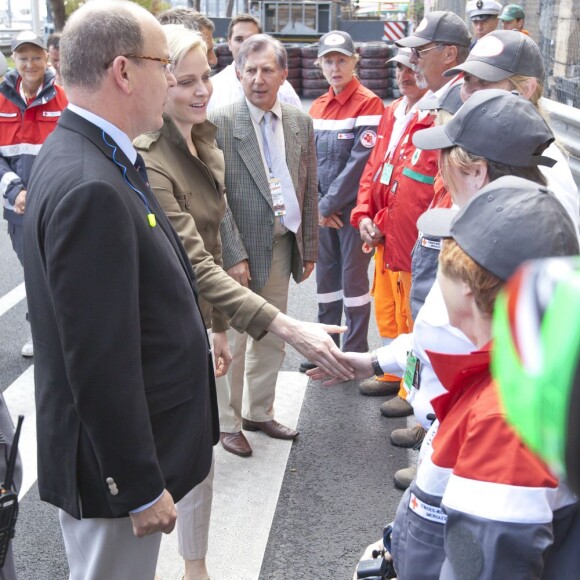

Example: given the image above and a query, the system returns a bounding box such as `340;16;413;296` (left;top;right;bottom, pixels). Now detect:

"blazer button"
106;477;119;496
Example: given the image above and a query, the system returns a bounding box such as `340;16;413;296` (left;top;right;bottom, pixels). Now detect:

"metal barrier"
542;98;580;189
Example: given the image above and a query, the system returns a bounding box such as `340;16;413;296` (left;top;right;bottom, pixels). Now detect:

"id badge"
380;162;394;185
403;351;421;392
269;177;286;216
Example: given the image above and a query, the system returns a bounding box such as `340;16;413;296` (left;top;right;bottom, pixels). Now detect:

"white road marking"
3;366;37;499
0;283;25;317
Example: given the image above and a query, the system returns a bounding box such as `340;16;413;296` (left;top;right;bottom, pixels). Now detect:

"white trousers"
176;454;214;560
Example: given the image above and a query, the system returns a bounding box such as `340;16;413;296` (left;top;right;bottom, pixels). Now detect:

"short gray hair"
235;34;287;72
157;7;215;33
61;1;144;91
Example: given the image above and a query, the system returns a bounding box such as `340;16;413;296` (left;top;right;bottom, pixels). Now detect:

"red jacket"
351;99;439;272
0;69;68;225
309;77;383;217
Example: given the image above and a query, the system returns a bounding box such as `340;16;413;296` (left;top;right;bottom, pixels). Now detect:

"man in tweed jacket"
210;34;318;456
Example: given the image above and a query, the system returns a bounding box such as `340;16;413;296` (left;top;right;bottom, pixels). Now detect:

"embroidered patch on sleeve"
360;129;377;148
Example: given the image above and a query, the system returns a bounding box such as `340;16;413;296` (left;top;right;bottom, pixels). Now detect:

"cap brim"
443;60;513;81
395;35;430;48
12;39;46;51
417;93;439;111
387;54;412;68
417;208;459;238
318;47;354;58
412;124;455;151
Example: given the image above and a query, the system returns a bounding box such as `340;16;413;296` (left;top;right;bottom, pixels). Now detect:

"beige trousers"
217;232;293;432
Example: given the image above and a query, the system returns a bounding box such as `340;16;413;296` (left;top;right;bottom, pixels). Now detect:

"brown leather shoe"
220;431;252;457
394;466;417;490
242;418;299;440
358;377;400;396
390;425;426;448
380;396;413;418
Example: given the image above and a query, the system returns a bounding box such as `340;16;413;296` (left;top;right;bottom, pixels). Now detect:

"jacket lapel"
233;102;273;208
59;109;199;296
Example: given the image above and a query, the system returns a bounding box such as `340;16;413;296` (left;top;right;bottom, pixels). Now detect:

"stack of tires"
285;44;303;96
357;42;396;99
214;43;233;75
301;43;328;99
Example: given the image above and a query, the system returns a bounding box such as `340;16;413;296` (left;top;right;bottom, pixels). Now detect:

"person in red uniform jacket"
350;48;434;406
0;31;68;357
300;31;383;372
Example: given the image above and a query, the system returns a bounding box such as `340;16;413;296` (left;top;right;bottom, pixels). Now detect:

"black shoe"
299;360;316;373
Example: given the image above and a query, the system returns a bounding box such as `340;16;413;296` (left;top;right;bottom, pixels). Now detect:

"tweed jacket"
135;114;229;331
209;98;318;293
134;114;279;338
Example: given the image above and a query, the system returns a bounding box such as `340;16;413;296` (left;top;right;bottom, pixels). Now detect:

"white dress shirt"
67;103;137;164
245;97;285;178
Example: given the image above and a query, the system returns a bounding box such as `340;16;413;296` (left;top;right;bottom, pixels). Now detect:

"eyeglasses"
411;44;445;59
105;54;174;72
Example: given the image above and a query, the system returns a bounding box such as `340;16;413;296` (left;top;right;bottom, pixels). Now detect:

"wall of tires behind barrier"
214;41;400;100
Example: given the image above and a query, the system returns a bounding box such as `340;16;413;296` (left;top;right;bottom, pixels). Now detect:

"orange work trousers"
371;244;413;393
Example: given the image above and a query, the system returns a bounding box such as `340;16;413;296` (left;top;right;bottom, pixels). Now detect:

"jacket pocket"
174;192;192;211
145;375;193;415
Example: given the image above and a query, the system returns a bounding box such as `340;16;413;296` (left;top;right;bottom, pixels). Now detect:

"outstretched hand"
267;313;355;381
306;351;374;385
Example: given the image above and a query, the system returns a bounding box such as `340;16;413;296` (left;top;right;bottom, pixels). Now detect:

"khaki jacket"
136;115;229;331
135;115;277;336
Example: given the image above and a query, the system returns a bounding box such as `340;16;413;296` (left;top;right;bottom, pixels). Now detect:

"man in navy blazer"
23;2;214;578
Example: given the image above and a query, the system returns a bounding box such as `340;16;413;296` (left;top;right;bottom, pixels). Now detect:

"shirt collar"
17;78;43;103
328;77;360;105
427;343;492;421
245;97;283;124
68;103;137;164
394;96;421;120
433;74;463;98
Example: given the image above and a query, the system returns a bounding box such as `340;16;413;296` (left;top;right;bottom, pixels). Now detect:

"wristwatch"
371;350;384;377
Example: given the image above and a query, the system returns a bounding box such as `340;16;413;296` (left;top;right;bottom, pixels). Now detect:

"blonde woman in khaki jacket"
134;25;239;580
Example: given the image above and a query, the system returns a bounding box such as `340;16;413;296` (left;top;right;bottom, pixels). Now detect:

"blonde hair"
162;24;207;69
506;74;546;116
439;239;503;315
435;109;453;126
439;145;547;196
